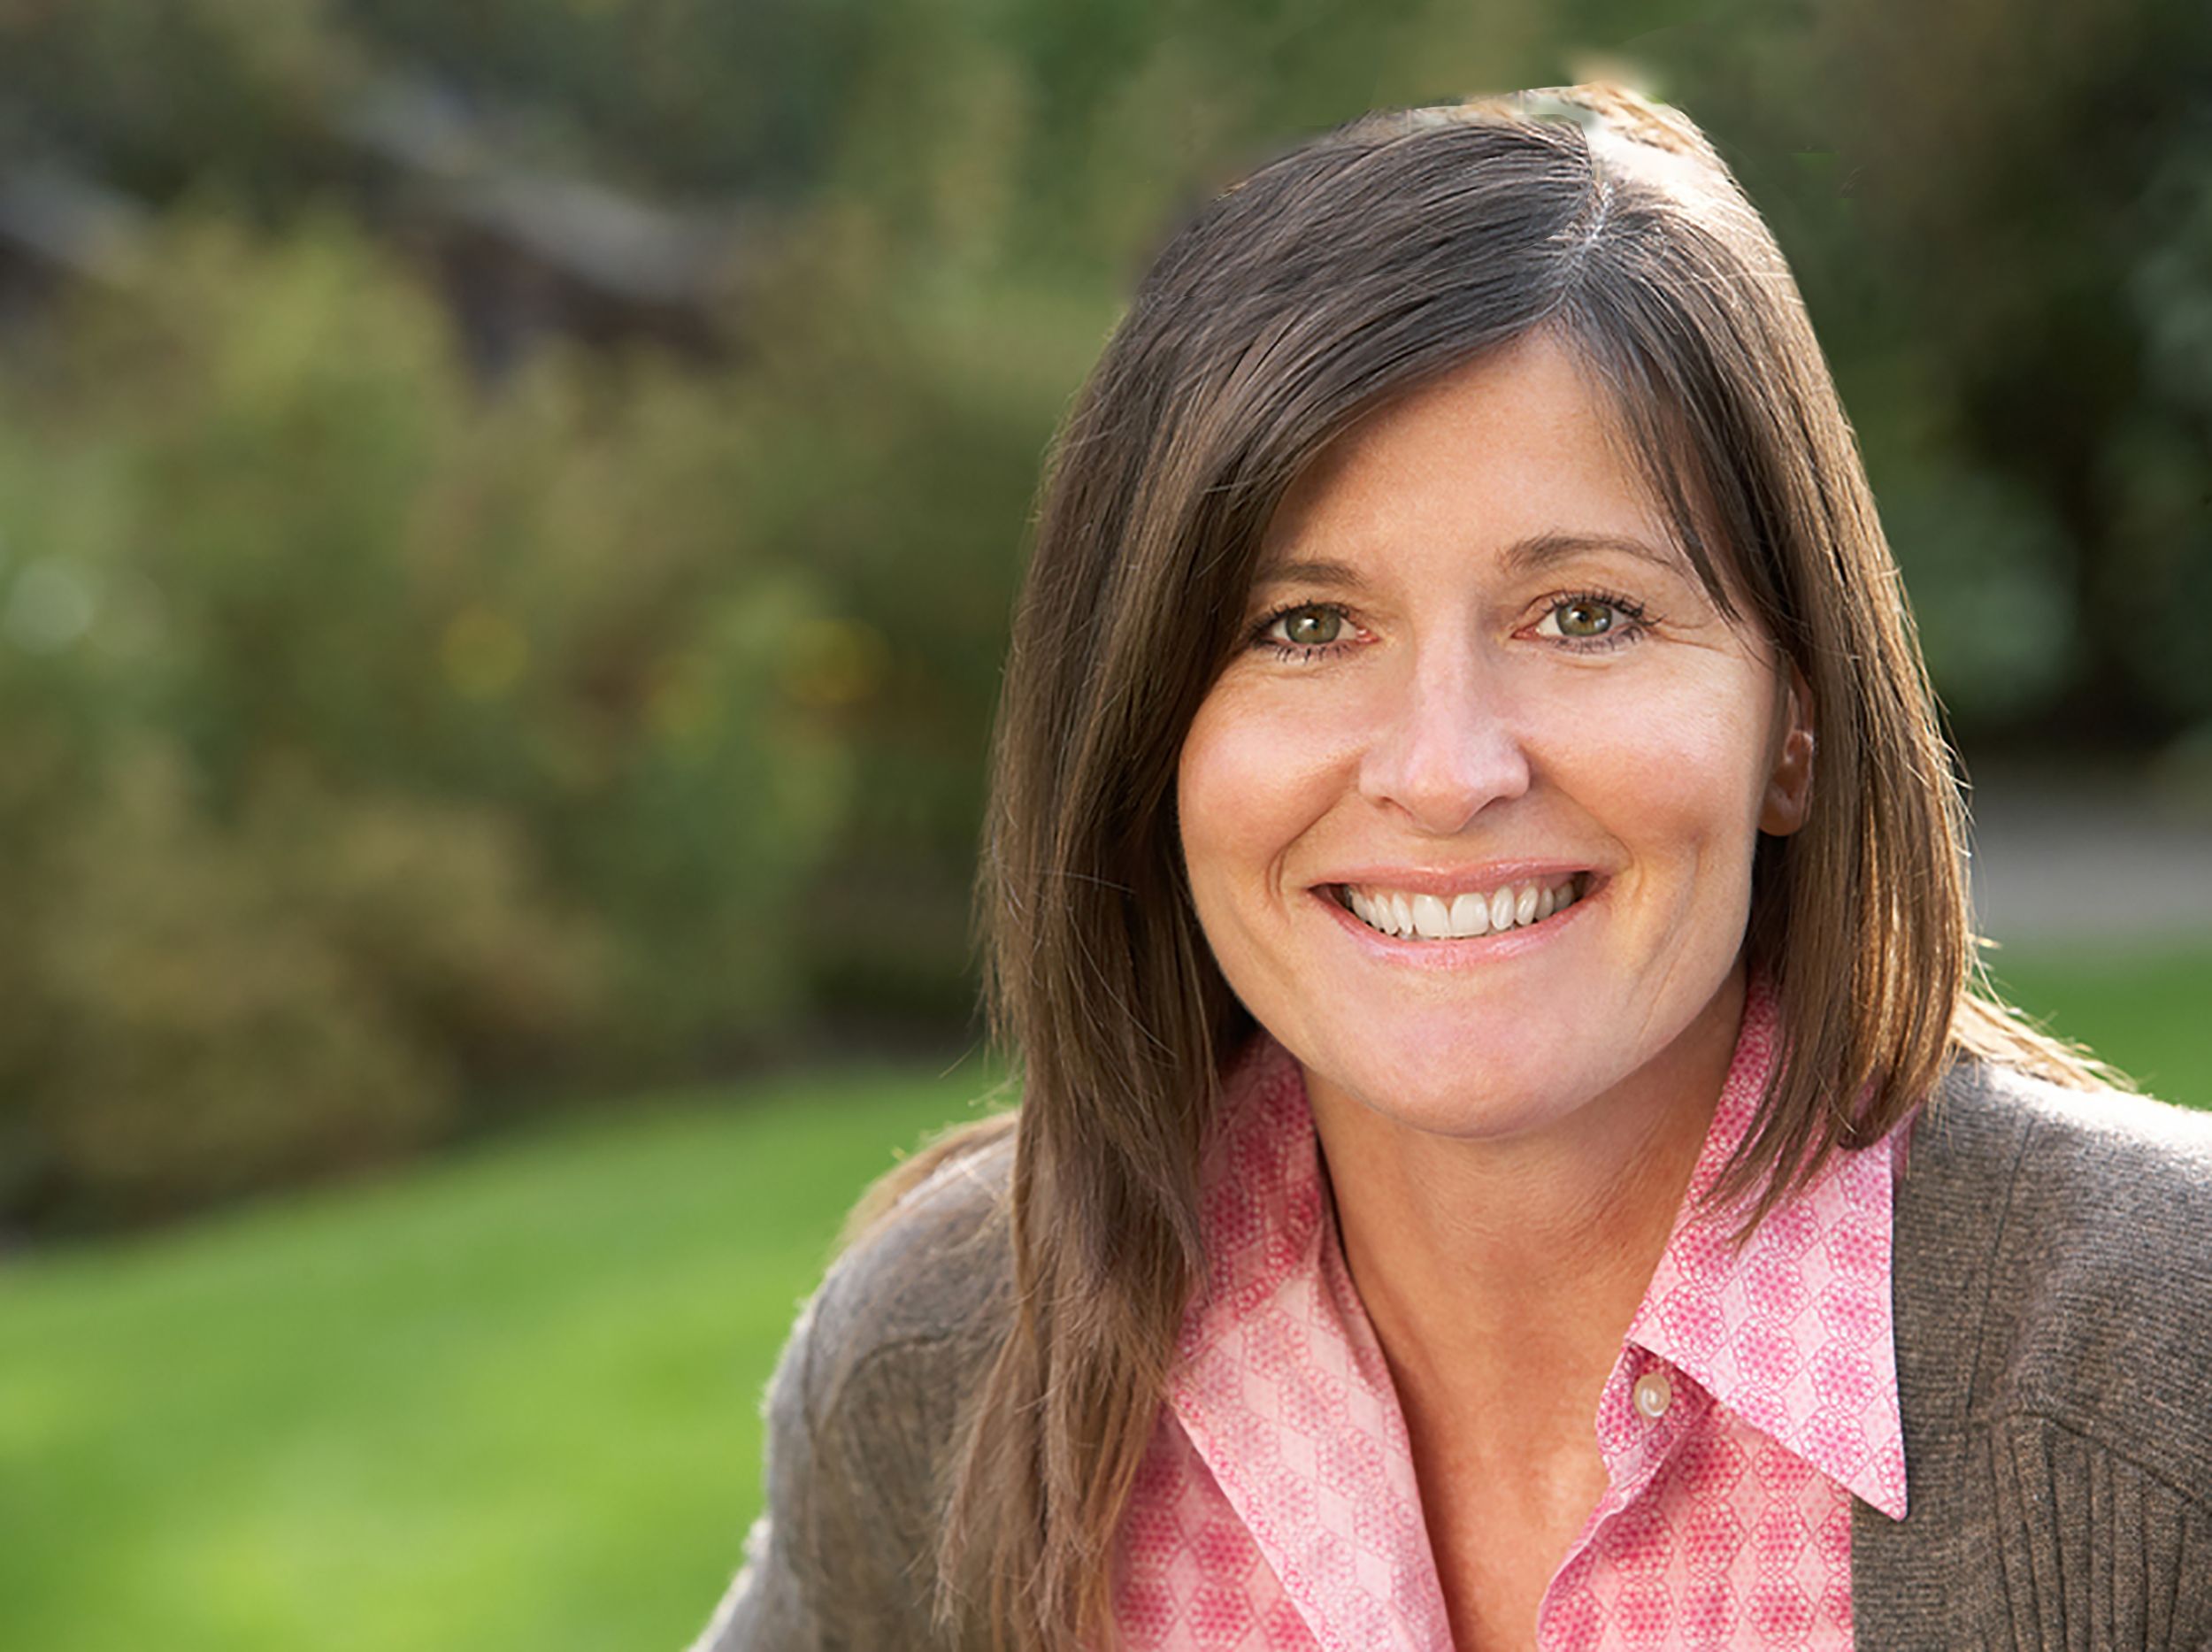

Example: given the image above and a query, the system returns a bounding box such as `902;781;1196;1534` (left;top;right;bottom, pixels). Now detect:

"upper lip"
1315;861;1600;896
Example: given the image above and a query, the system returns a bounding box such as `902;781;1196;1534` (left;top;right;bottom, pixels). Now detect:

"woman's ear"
1759;664;1815;837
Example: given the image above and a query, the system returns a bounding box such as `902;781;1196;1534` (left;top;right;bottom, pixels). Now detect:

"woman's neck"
1307;967;1745;1418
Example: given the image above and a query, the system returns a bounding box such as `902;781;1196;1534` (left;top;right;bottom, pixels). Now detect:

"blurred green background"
0;0;2208;1647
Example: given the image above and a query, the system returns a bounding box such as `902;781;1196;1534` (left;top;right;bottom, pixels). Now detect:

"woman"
700;84;2212;1650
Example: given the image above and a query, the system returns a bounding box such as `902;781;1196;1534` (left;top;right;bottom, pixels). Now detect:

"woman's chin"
1297;1037;1617;1146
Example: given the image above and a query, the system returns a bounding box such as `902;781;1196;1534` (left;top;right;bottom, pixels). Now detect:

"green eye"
1279;606;1342;646
1555;600;1614;638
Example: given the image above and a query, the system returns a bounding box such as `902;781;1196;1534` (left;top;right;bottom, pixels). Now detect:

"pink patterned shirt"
1114;984;1909;1650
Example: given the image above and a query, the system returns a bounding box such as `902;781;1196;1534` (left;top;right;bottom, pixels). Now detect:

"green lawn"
2;949;2206;1652
1981;941;2212;1107
0;1064;1003;1652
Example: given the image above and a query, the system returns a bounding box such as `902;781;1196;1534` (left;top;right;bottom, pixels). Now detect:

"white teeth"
1342;875;1587;941
1488;887;1514;932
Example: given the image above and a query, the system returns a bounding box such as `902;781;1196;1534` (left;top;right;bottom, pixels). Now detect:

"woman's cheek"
1179;682;1294;872
1187;677;1346;803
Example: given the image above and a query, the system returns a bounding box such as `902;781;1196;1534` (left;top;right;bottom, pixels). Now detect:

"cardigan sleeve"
687;1141;1015;1652
685;1302;826;1650
687;1302;949;1651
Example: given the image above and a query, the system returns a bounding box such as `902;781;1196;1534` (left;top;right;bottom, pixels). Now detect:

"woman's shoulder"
795;1124;1018;1410
1860;1062;2212;1646
698;1130;1015;1650
1912;1054;2212;1217
1896;1057;2212;1478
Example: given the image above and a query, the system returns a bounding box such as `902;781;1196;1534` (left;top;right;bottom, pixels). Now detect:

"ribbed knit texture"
1848;1060;2212;1650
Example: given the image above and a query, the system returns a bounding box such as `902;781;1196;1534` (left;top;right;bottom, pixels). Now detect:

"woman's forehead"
1248;334;1717;588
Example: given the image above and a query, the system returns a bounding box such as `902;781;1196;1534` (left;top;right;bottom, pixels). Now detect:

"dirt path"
1963;765;2212;947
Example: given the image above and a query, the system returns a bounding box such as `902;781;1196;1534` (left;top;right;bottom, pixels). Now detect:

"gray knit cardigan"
696;1058;2212;1650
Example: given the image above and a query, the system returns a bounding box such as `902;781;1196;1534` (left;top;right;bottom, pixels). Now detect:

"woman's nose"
1356;651;1532;834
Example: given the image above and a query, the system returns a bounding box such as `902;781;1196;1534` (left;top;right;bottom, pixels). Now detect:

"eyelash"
1246;590;1655;661
1247;601;1360;663
1535;588;1653;653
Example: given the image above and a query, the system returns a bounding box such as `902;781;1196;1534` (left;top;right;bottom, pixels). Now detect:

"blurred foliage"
0;217;849;1229
0;0;2206;1232
0;0;361;208
339;0;873;196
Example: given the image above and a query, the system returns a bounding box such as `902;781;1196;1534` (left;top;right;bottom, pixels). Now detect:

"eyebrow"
1253;530;1688;590
1502;530;1689;577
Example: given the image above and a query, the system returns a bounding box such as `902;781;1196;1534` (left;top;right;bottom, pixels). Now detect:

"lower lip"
1312;880;1601;967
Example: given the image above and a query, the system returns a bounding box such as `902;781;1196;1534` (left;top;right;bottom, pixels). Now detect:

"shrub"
0;214;850;1231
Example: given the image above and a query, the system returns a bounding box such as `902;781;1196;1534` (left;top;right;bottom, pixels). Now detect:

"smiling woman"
695;85;2212;1652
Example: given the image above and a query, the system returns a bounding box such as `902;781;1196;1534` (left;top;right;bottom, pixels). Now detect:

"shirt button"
1632;1370;1674;1420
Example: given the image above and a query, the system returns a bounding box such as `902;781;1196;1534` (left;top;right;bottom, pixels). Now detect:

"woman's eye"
1535;594;1646;645
1258;604;1347;649
1556;599;1615;637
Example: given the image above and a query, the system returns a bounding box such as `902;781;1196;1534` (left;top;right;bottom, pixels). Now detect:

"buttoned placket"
1533;1346;1707;1646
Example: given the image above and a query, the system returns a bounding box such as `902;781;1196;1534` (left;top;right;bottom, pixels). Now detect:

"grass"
0;1062;1004;1652
1981;940;2212;1107
0;947;2205;1652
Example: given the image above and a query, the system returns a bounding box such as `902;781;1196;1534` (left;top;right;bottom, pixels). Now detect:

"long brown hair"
861;82;2108;1651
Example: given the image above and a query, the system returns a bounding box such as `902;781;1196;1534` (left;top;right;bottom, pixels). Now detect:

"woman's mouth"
1331;873;1593;941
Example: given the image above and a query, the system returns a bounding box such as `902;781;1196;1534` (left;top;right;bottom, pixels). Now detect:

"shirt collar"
1624;978;1909;1518
1177;979;1909;1518
1172;1036;1454;1651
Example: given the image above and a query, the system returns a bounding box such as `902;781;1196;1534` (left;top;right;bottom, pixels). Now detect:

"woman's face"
1176;330;1812;1146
